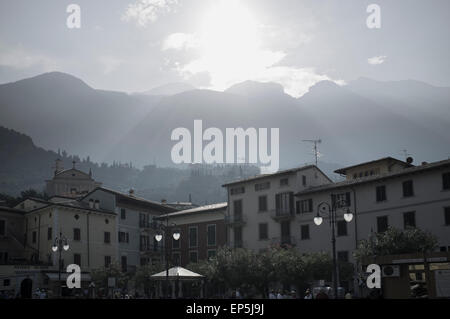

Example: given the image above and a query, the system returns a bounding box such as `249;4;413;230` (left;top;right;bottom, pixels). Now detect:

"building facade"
46;160;102;198
1;198;117;296
222;165;332;251
155;203;227;267
80;187;177;273
294;158;450;261
222;157;450;295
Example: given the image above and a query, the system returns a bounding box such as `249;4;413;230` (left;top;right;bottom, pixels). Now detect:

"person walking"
268;290;276;299
304;289;313;299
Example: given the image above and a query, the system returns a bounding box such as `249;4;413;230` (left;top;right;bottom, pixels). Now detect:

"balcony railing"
271;236;297;247
139;245;163;254
270;209;295;221
224;214;247;226
139;221;155;229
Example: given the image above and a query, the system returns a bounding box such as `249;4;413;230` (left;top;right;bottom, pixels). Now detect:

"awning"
151;266;204;280
45;272;91;281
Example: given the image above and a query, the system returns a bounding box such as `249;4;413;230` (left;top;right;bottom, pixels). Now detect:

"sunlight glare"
184;0;285;90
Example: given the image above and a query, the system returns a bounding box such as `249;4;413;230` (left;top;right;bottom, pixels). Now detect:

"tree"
186;247;343;298
0;188;48;207
354;227;438;263
91;263;132;297
20;189;48;201
132;263;164;297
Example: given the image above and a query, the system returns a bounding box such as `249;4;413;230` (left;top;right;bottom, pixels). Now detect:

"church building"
45;159;102;198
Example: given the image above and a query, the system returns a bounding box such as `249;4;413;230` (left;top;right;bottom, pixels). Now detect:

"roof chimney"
421;161;428;166
129;188;135;196
161;199;167;204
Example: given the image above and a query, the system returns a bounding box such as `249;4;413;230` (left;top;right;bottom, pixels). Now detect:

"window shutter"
296;201;300;214
275;194;280;210
289;192;294;214
308;199;313;212
346;192;351;206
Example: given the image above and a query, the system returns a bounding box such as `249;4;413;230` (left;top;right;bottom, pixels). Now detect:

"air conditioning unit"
382;265;400;277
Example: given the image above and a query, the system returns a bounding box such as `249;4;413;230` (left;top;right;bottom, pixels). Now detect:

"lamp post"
314;199;353;299
51;231;69;297
154;218;180;298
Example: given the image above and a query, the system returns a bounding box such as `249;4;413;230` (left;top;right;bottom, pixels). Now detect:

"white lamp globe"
344;212;353;222
173;232;180;241
155;234;163;242
314;216;323;226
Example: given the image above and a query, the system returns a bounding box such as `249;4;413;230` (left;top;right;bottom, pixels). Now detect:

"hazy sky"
1;0;449;97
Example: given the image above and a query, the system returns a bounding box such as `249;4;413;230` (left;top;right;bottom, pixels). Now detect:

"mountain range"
1;72;449;171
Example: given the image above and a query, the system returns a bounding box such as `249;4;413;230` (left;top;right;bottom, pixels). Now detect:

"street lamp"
154;219;180;298
314;199;353;299
52;231;69;297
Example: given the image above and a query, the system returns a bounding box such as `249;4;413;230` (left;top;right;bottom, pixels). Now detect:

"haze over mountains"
1;72;449;173
135;82;197;96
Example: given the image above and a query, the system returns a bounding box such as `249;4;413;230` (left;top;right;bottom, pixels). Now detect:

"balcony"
271;236;297;247
139;245;163;255
270;209;295;221
139;221;156;231
225;214;247;226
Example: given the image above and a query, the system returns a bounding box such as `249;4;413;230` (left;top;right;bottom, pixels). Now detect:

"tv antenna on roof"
400;149;411;161
302;139;322;166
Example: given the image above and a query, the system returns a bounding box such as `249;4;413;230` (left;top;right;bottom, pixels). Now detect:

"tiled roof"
0;206;27;215
222;165;331;187
334;157;413;175
25;198;115;215
81;187;178;213
157;202;227;219
296;158;450;196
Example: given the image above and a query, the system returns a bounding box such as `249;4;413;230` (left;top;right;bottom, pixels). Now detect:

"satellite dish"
406;157;413;164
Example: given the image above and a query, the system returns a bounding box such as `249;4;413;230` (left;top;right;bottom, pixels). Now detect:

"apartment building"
293;157;450;293
155;203;227;267
222;165;332;251
221;157;450;295
0;197;117;296
295;158;450;259
80;187;177;273
20;198;117;270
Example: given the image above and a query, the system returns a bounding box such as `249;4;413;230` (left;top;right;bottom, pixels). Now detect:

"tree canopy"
187;247;353;298
354;227;438;263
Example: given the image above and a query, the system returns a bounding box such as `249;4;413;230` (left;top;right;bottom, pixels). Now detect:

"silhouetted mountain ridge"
1;72;449;171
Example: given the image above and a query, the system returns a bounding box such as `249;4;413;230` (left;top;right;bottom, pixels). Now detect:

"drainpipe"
350;186;360;297
87;212;90;268
350;186;358;249
226;188;230;247
37;214;41;263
